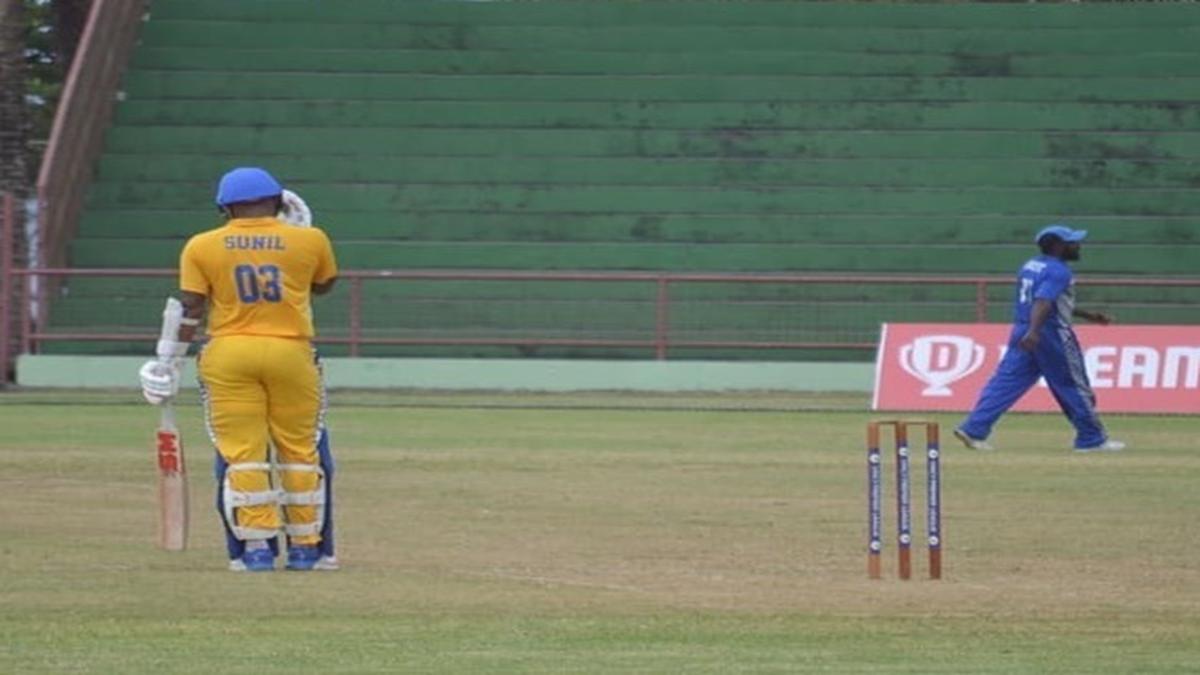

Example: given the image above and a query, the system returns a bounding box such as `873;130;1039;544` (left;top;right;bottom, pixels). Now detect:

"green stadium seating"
57;0;1200;358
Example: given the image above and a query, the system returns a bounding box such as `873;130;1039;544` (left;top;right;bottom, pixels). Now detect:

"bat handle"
160;402;176;428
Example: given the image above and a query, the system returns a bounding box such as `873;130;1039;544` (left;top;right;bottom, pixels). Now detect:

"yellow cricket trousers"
198;335;324;545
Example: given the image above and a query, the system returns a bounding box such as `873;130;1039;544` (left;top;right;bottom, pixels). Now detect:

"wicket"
867;420;941;580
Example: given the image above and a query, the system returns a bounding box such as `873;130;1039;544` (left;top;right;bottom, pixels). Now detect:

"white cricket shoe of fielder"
1075;439;1126;453
953;428;995;451
314;555;340;571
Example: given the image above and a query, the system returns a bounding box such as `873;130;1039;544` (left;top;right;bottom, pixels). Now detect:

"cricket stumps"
867;420;941;580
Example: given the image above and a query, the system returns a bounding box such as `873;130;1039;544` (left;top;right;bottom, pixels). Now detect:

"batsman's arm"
279;189;312;227
310;226;338;296
178;291;207;342
140;293;202;406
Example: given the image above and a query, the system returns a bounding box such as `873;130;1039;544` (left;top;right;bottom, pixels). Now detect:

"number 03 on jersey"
234;264;283;303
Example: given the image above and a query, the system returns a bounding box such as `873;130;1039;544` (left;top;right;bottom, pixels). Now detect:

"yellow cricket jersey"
179;217;337;338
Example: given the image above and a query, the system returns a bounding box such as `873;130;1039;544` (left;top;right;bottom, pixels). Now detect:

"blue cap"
215;167;283;207
1034;224;1088;245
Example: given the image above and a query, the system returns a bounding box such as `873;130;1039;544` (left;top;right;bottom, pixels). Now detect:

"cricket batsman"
139;167;340;571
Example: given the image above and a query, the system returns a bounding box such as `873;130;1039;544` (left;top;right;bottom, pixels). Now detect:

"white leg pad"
223;462;282;540
278;463;326;538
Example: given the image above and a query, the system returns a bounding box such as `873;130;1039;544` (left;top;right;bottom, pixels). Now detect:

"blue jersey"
1012;254;1074;330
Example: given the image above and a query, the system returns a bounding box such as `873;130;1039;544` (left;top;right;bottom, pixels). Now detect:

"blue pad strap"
316;426;336;558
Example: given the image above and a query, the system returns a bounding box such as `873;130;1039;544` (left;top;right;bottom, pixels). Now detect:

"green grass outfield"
1;389;1197;673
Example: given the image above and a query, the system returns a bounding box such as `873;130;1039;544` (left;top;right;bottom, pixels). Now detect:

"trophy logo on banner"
899;335;986;397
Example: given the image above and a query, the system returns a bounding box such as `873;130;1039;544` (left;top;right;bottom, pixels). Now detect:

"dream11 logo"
876;324;1200;413
898;335;986;396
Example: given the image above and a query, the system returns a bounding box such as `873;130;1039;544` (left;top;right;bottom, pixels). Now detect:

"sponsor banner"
874;323;1200;414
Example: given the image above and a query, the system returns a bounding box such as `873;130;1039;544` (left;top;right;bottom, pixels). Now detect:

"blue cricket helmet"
1035;224;1088;244
215;167;283;207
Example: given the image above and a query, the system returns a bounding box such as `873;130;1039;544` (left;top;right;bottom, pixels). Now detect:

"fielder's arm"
1072;308;1113;325
1018;299;1052;352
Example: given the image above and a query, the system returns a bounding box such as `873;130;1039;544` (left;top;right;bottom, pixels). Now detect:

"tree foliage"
25;0;89;143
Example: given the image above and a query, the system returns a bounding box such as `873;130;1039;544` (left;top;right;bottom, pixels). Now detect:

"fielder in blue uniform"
954;225;1126;453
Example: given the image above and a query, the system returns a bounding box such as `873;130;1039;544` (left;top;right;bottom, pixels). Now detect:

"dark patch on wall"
1044;134;1171;161
948;52;1013;77
630;215;664;241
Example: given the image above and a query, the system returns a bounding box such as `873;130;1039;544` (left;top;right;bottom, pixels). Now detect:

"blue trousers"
960;325;1107;449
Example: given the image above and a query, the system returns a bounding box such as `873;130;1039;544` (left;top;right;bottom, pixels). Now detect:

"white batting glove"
279;189;312;227
139;359;180;405
140;337;188;405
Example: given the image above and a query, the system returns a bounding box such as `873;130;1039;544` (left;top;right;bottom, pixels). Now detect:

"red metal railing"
4;265;1199;371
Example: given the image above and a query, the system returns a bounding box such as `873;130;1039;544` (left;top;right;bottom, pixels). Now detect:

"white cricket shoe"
313;555;341;571
953;428;995;451
1076;439;1126;453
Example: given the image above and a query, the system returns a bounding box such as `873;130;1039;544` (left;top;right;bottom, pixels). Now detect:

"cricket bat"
155;403;189;551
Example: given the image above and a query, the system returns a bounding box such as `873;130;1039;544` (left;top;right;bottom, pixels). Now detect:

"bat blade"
156;405;189;551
